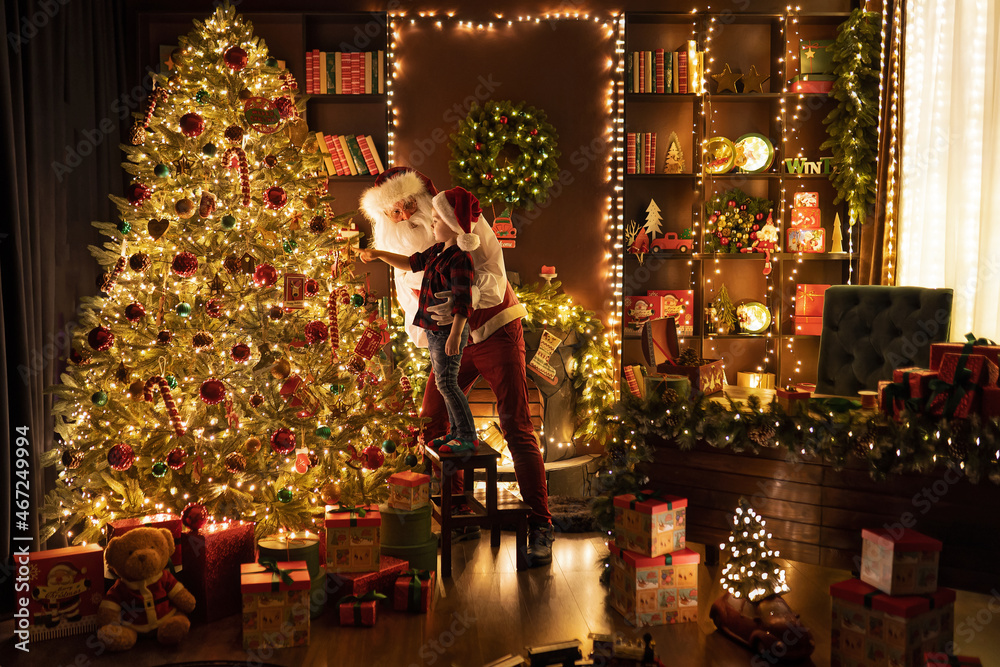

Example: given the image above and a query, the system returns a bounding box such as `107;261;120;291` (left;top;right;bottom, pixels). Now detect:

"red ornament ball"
124;303;146;323
156;330;172;345
129;252;150;272
200;379;227;405
224;46;248;70
530;129;538;136
727;200;737;207
275;96;296;119
179;113;205;138
231;343;251;362
224;125;244;143
167;447;187;470
268;306;284;320
126;182;151;206
88;326;115;351
304;320;328;344
304;279;319;297
205;299;223;318
740;204;748;211
474;142;482;151
756;212;765;221
70;348;91;365
271;428;296;455
172;252;199;277
484;173;494;181
264;186;287;210
253;263;278;287
362;445;385;470
309;216;326;234
499;115;508;124
107;443;135;471
181;502;208;532
249;393;264;408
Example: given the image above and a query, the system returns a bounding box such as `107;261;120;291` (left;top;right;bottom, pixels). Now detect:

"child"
359;186;481;453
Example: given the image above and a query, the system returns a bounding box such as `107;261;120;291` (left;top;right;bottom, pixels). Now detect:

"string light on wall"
879;0;901;285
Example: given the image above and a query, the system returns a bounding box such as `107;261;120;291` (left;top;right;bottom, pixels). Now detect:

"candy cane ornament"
99;257;127;294
223;146;251;207
144;375;186;437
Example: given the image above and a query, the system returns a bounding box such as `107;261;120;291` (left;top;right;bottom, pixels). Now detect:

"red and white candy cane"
100;256;127;293
328;292;340;360
223;146;251;207
144;375;186;437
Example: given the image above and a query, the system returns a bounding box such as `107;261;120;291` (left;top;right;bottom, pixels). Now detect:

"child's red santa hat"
359;166;438;223
432;187;481;252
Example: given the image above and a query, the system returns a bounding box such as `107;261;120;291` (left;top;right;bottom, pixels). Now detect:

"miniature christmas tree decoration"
719;498;789;601
712;284;737;334
830;212;845;253
663;131;685;174
644;199;663;239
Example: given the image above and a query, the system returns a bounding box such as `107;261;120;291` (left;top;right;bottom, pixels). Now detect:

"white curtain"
898;0;1000;340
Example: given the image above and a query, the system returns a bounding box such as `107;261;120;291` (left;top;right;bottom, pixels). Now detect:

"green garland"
590;390;1000;537
391;281;616;444
821;9;881;226
704;188;773;253
448;100;560;212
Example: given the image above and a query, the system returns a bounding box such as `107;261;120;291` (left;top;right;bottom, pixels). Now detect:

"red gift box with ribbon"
925;653;983;666
892;367;940;400
613;491;687;557
338;592;384;626
861;528;941;596
327;554;409;602
240;559;310;649
325;504;381;573
179;521;255;623
929;334;1000;371
926;353;999;418
794;284;830;317
393;569;436;613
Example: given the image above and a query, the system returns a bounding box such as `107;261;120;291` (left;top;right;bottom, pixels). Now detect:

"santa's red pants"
421;319;552;527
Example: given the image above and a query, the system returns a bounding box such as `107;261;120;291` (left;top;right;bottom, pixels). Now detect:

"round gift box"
380;536;438;572
257;533;326;618
379;504;432;547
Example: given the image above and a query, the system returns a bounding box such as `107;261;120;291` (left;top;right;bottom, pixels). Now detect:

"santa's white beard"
372;192;435;255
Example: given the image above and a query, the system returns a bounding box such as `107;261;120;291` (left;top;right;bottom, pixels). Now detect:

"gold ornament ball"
128;380;146;400
270;358;291;379
245;436;262;454
321;480;342;505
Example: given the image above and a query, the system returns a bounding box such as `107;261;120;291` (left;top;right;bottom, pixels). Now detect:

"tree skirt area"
548;495;599;533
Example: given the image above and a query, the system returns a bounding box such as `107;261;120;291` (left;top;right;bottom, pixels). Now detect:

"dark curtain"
1;0;128;599
860;0;904;285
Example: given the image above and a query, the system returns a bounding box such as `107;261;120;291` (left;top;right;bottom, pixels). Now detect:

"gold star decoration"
173;155;192;176
741;65;770;94
711;63;743;94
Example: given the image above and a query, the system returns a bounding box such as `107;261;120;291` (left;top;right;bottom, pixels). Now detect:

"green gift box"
800;39;834;76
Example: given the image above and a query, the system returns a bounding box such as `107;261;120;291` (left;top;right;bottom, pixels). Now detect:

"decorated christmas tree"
41;4;420;545
719;498;790;601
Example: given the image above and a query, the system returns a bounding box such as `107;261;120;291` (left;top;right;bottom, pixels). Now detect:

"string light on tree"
719;498;789;601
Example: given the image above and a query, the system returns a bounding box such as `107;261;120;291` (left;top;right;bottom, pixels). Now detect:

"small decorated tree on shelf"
704;188;773;254
41;4;421;545
719;498;790;601
712;284;738;334
644;199;663;238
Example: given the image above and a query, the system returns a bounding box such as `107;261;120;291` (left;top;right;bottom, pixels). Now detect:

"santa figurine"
753;211;778;275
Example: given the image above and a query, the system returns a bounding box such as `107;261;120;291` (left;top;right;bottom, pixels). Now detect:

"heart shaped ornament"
148;218;170;240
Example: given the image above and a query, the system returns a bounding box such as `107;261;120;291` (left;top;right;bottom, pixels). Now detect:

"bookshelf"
620;10;859;389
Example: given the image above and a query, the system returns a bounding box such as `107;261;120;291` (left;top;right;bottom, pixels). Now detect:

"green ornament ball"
350;293;365;307
221;215;237;230
202;143;217;157
154;163;170;178
329;384;343;395
381;439;396;454
91;391;109;407
277;488;293;503
166;375;177;389
152;461;169;478
265;57;278;67
289;239;298;249
404;454;418;467
195;89;209;103
283;241;293;253
176;302;192;317
315;426;332;439
118;220;132;235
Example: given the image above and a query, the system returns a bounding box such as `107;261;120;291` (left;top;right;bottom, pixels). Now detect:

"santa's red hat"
358;166;438;222
432;187;481;252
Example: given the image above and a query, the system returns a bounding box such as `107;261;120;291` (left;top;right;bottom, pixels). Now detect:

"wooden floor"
2;531;999;666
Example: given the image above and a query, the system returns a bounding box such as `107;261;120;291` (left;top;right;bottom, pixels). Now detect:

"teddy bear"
97;526;196;651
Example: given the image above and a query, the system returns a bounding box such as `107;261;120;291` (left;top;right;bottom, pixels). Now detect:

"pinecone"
946;437;969;463
275;96;296;119
224;452;246;473
852;431;876;458
748;424;775;447
61;449;83;469
192;331;214;349
677;348;701;366
223;254;241;275
663;410;682;429
309;216;326;233
661;388;681;405
129;252;150;272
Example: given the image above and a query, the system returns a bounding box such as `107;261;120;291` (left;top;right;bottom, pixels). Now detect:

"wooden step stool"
424;443;533;577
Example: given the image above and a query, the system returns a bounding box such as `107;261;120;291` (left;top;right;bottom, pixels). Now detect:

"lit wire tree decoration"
719;498;790;601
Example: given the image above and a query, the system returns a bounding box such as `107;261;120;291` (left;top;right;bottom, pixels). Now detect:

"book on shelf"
362;135;385;173
356;135;378;174
626;132;637;174
637;52;645;94
654;48;665;94
676;46;688;94
305;50;385;95
312;49;320;95
336;135;358;175
316;132;336;175
329;135;351;175
626;132;658;174
315;133;384;176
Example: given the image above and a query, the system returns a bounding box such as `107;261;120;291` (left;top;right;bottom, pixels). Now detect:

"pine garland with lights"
704;188;774;253
448;100;560;212
720;498;790;601
820;9;880;226
41;4;421;546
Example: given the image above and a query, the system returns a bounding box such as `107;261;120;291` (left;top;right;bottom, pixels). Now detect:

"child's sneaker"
439;438;479;454
427;432;454;450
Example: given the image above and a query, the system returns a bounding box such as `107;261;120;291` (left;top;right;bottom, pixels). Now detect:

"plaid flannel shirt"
409;243;475;332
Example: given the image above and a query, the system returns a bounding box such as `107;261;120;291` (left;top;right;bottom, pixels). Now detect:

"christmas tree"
719;498;790;601
644;199;663;238
41;4;420;545
662;131;684;174
712;284;737;333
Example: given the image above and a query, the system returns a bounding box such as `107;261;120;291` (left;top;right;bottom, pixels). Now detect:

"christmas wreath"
448;100;560;211
704;188;774;253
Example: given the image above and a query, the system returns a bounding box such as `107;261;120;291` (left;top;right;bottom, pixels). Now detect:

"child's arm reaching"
358;248;412;271
445;314;468;356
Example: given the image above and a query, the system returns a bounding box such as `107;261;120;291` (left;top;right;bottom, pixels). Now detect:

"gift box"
658;359;725;395
938;352;999;387
893;367;940;401
648;290;694;337
925;653;983;666
794;316;822;336
830;578;955;667
624;295;661;333
641;317;681;369
387;471;430;511
327;554;409;602
861;528;942;596
795;284;830;317
613;491;687;557
240;560;310;649
24;544;104;640
393;569;436;613
982;386;1000;418
645;373;692;400
800;39;834;76
878;379;904;420
792;192;819;208
106;513;182;577
257;532;325;618
338;592;383;626
929;336;1000;371
325;505;380;573
609;545;699;627
787;228;825;253
777;387;811;414
791;207;821;229
790;74;835;93
179;521;255;623
926;353;999;418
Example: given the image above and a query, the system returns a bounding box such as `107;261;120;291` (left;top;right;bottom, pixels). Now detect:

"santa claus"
360;167;553;565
